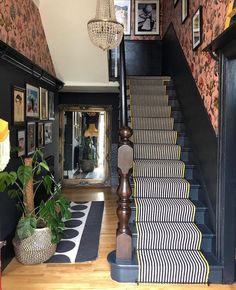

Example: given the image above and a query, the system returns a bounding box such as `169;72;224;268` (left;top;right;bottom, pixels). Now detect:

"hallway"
2;188;235;290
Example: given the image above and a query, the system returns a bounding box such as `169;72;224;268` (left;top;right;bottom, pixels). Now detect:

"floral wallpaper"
0;0;55;76
162;0;231;132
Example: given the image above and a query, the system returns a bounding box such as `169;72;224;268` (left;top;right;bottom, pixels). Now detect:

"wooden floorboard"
2;187;236;290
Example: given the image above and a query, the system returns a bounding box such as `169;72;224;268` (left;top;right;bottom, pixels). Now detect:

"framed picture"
13;87;25;125
225;0;236;30
181;0;188;23
48;91;55;120
26;84;39;118
115;0;131;35
40;87;48;120
44;122;53;144
27;122;36;155
135;0;160;35
17;130;26;157
192;6;203;50
174;0;179;7
37;123;44;148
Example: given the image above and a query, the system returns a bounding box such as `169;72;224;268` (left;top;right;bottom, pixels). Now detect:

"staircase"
108;76;222;284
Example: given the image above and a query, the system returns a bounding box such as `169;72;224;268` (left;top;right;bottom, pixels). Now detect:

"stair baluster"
116;37;133;262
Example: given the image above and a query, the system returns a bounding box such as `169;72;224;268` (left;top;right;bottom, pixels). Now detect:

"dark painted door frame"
208;24;236;283
217;55;236;283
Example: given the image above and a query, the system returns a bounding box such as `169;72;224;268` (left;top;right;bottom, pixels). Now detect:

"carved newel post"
116;126;133;261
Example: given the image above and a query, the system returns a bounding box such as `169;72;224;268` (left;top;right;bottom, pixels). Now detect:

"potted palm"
0;149;71;264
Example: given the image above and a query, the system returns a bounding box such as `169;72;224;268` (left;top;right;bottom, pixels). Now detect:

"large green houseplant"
0;149;71;264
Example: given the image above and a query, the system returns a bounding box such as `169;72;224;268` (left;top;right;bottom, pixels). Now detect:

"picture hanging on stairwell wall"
115;0;131;35
174;0;179;7
181;0;188;23
192;6;203;50
135;0;160;35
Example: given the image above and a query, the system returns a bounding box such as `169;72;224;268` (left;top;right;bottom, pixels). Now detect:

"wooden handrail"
116;36;133;262
119;38;128;128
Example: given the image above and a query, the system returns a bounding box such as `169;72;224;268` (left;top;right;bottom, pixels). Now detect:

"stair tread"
131;177;200;186
131;199;206;209
109;250;222;268
133;128;187;135
128;104;181;111
134;144;192;152
134;159;196;168
130;222;214;237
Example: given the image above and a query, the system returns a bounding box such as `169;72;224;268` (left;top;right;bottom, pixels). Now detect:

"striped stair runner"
129;79;209;284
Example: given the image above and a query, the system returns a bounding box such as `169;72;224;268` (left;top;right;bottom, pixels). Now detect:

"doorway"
59;105;112;186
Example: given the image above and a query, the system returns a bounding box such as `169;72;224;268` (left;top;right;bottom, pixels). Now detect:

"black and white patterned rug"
47;201;104;263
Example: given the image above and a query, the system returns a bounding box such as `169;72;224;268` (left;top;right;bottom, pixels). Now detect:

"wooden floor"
2;187;236;290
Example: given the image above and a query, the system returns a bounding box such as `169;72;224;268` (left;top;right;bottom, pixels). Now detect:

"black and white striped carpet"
129;78;209;284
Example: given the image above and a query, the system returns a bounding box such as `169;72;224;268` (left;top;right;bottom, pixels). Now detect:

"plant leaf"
17;165;32;186
0;171;17;192
42;175;53;194
39;162;49;172
9;172;17;183
16;217;37;240
8;189;19;199
36;149;43;160
16;203;23;213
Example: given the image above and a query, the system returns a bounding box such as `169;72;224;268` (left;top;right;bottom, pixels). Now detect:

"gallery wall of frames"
0;58;59;165
0;55;60;268
13;84;55;158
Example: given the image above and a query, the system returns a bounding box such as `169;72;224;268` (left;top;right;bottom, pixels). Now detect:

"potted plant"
0;149;71;264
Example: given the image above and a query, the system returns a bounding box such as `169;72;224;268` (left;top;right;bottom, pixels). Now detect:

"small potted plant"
0;149;71;264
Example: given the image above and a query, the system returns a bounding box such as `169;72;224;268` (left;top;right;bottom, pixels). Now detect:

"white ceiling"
38;0;118;90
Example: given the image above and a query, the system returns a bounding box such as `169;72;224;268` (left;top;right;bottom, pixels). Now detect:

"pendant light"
87;0;124;50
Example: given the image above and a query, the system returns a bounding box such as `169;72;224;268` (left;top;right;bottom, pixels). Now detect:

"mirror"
60;107;111;186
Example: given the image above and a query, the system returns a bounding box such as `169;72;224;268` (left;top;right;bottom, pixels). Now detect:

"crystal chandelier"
87;0;124;50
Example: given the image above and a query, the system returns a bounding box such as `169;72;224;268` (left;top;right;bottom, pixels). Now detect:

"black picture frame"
192;6;203;50
39;87;49;121
44;122;53;145
27;122;36;155
115;0;131;35
37;122;45;148
12;86;25;126
17;129;26;157
174;0;179;7
134;0;160;35
48;91;55;120
181;0;189;24
26;84;39;119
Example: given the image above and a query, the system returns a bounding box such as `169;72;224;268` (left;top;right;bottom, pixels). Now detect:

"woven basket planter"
12;227;56;264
